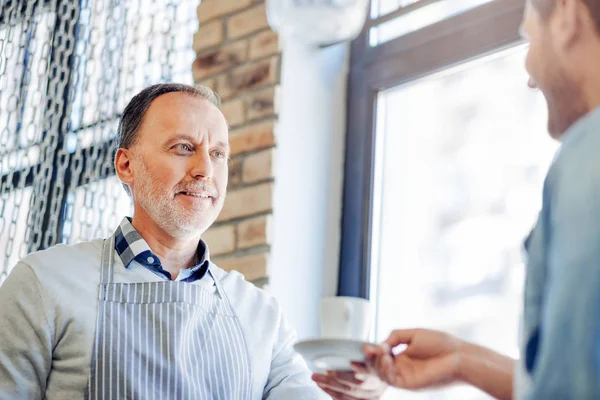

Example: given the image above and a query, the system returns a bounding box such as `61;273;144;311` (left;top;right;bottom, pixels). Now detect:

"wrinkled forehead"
138;93;229;145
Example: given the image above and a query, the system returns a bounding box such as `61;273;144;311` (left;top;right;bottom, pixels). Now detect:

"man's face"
521;0;587;139
127;92;229;238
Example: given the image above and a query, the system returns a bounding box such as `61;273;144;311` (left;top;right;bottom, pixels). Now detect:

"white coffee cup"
320;296;372;341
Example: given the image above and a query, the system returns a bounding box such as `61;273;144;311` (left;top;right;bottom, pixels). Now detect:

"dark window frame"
0;0;116;252
338;0;526;298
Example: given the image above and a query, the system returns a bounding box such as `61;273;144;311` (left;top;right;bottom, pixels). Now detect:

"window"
0;0;198;277
339;1;557;398
369;0;495;46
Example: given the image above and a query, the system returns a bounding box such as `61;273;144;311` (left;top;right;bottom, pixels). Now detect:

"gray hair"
116;82;221;195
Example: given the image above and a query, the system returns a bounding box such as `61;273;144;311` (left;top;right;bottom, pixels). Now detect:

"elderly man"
314;0;600;399
0;83;327;399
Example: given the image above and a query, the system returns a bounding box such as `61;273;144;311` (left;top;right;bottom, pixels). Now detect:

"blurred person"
313;0;600;398
0;83;328;399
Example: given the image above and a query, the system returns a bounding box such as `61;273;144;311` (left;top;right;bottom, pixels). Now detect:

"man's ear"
551;0;584;50
115;148;134;188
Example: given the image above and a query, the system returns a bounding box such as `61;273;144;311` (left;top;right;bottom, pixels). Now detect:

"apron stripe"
151;302;157;400
115;286;121;400
121;302;128;399
188;302;199;397
195;304;207;398
87;236;253;400
144;302;149;400
109;299;115;399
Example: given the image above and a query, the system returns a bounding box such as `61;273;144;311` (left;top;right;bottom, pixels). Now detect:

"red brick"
217;56;279;100
192;39;248;81
227;4;269;39
192;20;224;52
197;0;253;23
246;86;277;120
221;99;245;128
218;182;272;221
249;30;280;60
238;215;271;249
229;119;275;156
228;157;243;187
243;148;273;183
202;224;235;256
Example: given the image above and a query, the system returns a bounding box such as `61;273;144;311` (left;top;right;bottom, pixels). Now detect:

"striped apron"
86;236;253;400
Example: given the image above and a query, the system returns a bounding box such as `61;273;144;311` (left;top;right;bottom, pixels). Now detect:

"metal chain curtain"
0;0;198;282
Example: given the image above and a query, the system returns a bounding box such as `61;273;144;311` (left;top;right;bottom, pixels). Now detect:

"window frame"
338;0;526;298
0;0;117;252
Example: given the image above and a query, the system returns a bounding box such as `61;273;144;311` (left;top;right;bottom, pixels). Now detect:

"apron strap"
102;236;231;309
100;236;115;284
207;265;237;314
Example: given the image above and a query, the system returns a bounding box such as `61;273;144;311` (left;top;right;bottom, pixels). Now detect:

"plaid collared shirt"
113;217;209;282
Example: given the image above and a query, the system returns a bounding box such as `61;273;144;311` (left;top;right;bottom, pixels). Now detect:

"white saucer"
294;338;371;372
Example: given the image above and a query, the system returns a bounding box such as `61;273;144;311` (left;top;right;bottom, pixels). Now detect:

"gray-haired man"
0;83;327;399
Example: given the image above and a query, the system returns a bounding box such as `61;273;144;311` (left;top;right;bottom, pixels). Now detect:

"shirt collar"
113;217;210;281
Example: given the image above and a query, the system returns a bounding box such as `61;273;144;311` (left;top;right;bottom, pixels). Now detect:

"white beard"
132;159;212;238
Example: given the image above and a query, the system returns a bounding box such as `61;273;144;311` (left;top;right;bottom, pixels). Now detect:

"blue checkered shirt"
113;217;209;282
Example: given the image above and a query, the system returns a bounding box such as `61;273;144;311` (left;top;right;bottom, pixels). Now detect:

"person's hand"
312;365;388;400
364;328;462;391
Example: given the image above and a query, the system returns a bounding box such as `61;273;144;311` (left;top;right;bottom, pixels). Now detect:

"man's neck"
131;212;200;280
573;42;600;112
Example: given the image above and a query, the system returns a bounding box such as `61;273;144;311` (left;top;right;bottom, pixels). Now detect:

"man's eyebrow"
216;140;231;152
164;134;196;145
164;136;230;152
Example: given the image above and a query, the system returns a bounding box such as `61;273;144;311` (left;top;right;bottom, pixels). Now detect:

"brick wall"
193;0;280;287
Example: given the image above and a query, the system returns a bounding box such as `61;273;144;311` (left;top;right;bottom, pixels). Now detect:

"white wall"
269;35;349;340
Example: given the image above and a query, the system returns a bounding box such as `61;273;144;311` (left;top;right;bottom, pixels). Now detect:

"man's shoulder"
20;238;105;274
210;262;280;313
549;121;600;195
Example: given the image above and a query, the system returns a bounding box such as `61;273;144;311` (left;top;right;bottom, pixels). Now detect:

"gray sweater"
0;239;326;399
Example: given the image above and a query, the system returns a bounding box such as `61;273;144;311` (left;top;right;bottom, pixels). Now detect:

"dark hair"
116;83;221;195
533;0;600;34
117;82;220;150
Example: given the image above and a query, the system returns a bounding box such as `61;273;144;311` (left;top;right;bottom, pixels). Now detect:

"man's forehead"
141;95;228;135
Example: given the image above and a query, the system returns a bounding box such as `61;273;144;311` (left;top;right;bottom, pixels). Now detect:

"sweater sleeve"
0;262;53;399
262;305;330;400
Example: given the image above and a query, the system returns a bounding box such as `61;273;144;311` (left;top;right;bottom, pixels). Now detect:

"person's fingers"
317;385;360;400
373;353;392;384
312;372;352;392
363;343;380;357
384;329;419;348
364;353;380;377
351;361;370;378
326;370;365;387
381;353;396;385
317;380;384;400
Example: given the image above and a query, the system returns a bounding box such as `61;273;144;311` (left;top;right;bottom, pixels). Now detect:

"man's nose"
527;76;538;89
190;151;213;180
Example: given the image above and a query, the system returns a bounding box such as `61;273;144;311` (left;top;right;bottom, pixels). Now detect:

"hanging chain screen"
0;0;199;282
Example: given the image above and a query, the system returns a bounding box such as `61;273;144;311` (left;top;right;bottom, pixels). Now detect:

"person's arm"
458;341;515;400
364;329;515;400
524;152;600;398
0;262;53;399
263;307;330;400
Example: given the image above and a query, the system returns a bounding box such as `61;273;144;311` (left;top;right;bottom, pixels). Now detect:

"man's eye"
212;150;227;159
176;144;192;152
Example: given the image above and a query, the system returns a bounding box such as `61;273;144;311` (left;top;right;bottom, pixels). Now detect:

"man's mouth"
178;191;213;199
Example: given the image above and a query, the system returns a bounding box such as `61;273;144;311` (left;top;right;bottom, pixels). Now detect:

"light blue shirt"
522;106;600;398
